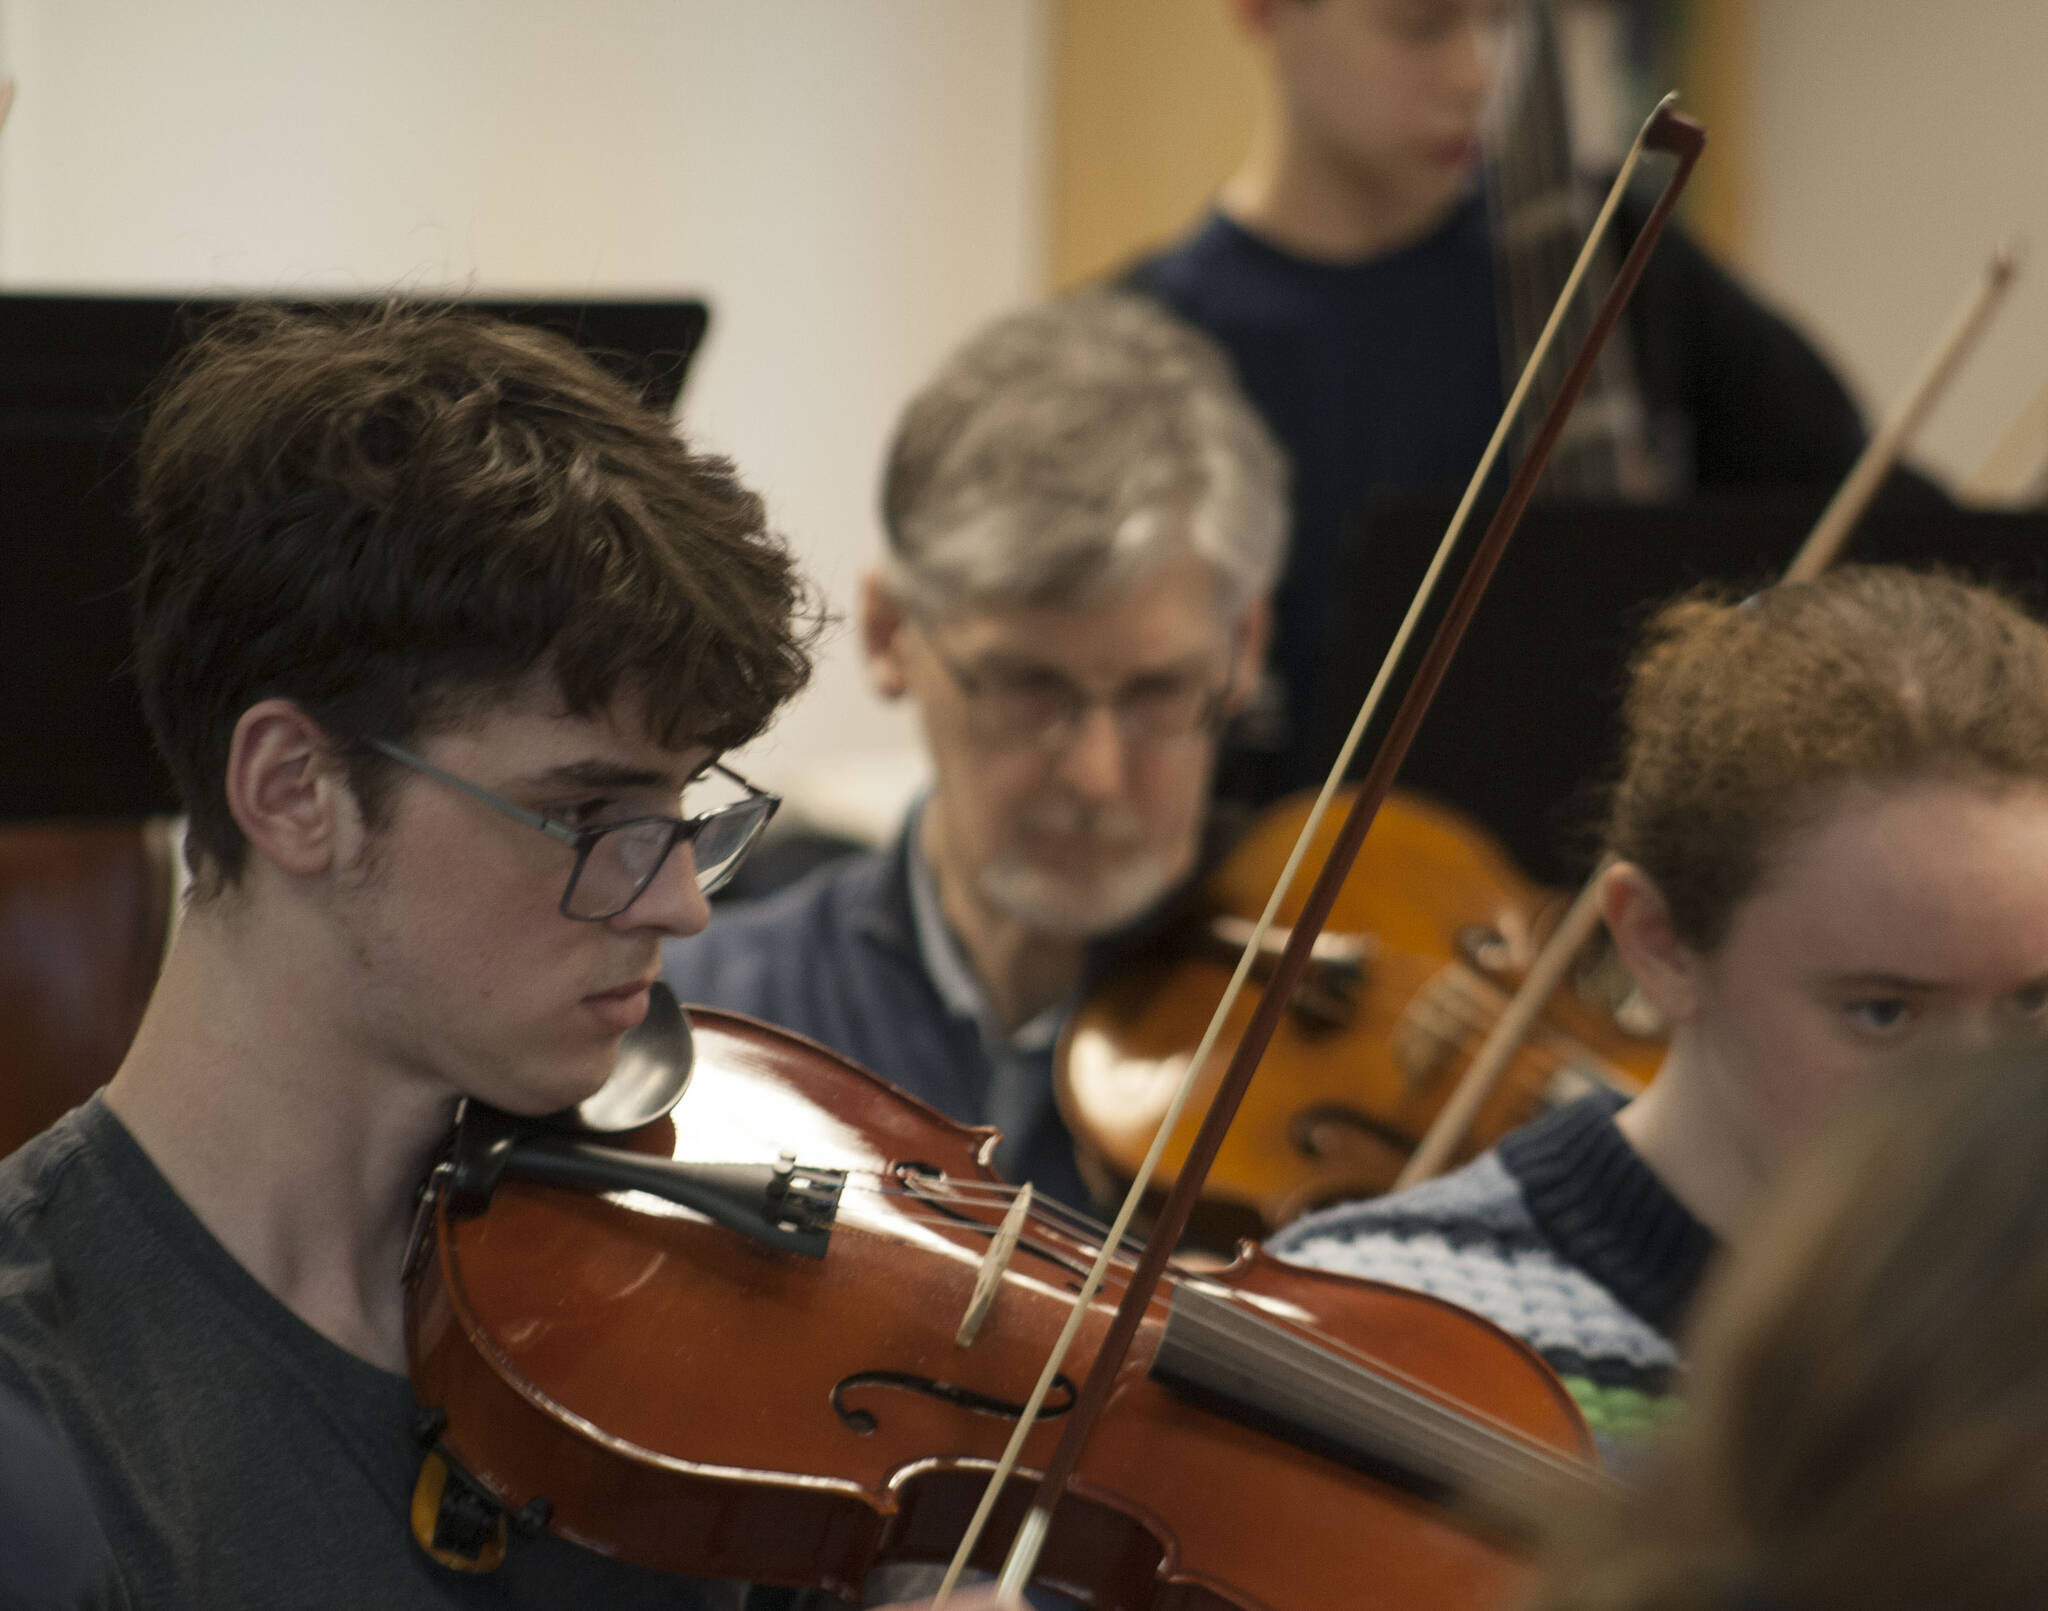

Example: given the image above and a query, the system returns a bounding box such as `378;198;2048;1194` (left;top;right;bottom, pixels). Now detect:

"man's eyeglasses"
922;639;1231;752
367;739;779;921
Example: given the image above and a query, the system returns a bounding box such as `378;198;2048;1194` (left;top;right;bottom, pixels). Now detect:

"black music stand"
1300;493;2048;887
0;294;709;821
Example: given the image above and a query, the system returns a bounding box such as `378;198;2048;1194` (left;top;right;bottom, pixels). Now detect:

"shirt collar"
1498;1087;1718;1338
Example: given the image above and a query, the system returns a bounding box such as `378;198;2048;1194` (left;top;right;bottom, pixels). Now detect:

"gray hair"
879;290;1287;620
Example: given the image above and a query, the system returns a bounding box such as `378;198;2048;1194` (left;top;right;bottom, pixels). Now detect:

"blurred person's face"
1611;777;2048;1179
865;546;1263;937
1245;0;1521;238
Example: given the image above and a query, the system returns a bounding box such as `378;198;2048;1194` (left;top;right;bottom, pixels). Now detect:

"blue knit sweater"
1268;1091;1715;1452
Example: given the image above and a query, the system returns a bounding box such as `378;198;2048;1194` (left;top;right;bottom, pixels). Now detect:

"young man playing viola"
0;305;816;1607
662;292;1285;1211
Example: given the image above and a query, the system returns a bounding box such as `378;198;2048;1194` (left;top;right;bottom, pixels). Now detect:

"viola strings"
816;1166;1587;1490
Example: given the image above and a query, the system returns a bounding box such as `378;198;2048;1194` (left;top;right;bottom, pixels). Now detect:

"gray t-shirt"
0;1096;742;1610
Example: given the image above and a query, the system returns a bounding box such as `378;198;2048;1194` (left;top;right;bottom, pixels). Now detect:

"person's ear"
1601;861;1705;1026
1223;598;1272;716
222;699;356;880
860;569;912;701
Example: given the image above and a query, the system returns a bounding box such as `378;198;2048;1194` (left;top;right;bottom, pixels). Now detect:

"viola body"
1059;789;1663;1235
409;1009;1594;1610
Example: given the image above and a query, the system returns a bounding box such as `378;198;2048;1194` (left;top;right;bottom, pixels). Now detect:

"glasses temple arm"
366;738;584;849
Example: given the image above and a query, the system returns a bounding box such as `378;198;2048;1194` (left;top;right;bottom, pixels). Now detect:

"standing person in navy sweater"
1128;0;1878;800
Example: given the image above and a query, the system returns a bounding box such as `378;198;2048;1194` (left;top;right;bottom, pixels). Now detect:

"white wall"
1744;0;2048;492
0;0;1047;831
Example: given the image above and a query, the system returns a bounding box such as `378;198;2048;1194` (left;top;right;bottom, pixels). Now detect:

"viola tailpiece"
439;1099;846;1258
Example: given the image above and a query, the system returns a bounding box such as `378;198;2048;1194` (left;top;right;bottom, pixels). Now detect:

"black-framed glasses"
921;637;1232;752
367;738;779;920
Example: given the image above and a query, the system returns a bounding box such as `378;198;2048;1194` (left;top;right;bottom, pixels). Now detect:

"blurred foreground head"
1529;1038;2048;1611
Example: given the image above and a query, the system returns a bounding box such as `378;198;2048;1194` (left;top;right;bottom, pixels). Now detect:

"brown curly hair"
134;303;821;892
1606;566;2048;951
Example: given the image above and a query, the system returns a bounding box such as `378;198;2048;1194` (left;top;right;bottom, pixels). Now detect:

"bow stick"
930;93;1707;1609
1395;238;2024;1191
1791;243;2021;581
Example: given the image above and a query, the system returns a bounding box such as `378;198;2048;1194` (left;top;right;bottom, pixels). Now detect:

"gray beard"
975;848;1174;939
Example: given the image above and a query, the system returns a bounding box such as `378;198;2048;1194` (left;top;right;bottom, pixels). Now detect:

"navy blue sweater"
1127;192;1871;795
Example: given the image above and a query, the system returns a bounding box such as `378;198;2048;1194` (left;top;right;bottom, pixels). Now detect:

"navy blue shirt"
1133;196;1506;734
1127;191;1874;798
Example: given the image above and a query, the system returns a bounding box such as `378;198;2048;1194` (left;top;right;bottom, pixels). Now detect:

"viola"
1057;788;1662;1238
407;1007;1599;1609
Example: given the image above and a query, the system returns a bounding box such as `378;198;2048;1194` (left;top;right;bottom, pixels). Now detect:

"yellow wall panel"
1050;0;1263;289
1048;1;1752;283
1678;0;1749;264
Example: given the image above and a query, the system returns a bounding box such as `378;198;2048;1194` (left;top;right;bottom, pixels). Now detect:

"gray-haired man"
662;292;1286;1207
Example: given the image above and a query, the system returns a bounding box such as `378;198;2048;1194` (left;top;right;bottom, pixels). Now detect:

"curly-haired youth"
1606;566;2048;951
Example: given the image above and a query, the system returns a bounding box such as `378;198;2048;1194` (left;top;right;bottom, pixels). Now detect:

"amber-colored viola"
1057;788;1664;1239
407;1007;1599;1610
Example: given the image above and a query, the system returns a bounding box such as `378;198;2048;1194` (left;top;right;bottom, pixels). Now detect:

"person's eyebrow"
973;648;1217;681
1820;971;1943;994
519;759;683;793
